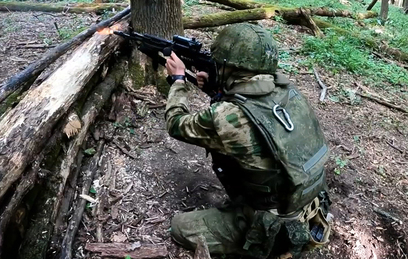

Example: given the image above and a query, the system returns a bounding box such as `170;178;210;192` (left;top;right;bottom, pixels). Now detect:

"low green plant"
334;155;348;175
301;31;408;88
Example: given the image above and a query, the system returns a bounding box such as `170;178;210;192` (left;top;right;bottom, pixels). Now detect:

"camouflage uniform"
165;23;330;259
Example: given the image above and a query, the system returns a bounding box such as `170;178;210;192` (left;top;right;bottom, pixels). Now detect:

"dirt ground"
1;5;408;259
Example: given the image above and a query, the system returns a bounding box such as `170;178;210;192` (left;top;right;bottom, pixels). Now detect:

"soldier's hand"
196;71;209;89
166;52;185;76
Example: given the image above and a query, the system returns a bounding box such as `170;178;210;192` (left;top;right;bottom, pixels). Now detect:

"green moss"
129;61;145;90
0;90;23;117
157;74;171;96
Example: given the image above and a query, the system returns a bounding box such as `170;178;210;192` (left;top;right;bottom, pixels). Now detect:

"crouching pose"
164;23;332;259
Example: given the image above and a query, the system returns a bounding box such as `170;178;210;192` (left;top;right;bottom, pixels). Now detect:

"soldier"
165;23;332;259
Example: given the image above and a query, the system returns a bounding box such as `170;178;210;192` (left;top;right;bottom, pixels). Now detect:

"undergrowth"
301;30;408;88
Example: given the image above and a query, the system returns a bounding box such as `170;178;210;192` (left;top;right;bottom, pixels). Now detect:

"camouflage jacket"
164;74;282;171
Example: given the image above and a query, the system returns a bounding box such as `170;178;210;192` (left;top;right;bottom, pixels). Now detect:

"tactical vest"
211;75;330;215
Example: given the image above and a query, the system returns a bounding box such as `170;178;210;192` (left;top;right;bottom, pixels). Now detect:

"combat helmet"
211;23;279;74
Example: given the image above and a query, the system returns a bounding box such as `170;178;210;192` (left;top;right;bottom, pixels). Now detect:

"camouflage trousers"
170;206;312;259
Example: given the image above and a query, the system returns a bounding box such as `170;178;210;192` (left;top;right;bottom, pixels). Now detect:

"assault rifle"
112;30;218;96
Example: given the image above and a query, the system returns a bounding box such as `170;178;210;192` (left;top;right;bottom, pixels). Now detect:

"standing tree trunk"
404;0;408;13
129;0;183;94
380;0;389;21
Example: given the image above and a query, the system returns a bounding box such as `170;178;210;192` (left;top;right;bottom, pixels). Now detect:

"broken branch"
313;67;327;102
356;91;408;114
374;207;402;224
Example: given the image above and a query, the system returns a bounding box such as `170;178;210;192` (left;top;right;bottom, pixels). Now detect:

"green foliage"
124;255;132;259
334;155;348;175
301;31;408;88
57;26;86;40
84;148;96;156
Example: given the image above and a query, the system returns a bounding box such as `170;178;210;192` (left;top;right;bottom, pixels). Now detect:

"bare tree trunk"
380;0;389;21
128;0;183;94
404;0;408;13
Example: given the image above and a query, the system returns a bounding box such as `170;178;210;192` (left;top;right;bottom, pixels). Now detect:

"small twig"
313;67;327;101
149;103;166;109
374;207;402;224
54;21;61;36
372;51;408;69
17;40;37;45
386;140;405;154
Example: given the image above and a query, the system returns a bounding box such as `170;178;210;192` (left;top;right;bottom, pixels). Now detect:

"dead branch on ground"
357;91;408;114
85;243;168;258
59;140;105;259
51;58;127;250
313;67;328;101
206;0;377;19
374;207;402;224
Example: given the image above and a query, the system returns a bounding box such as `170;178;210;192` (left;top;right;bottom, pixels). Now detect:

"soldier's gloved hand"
196;71;209;89
166;52;185;78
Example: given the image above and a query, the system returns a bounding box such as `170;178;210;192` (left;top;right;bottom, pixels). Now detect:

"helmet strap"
211;59;227;104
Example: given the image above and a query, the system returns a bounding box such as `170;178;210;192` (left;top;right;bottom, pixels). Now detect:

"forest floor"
1;1;408;259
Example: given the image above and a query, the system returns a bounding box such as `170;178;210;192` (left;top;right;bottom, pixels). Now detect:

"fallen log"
0;120;65;258
0;7;130;105
0;20;127;204
206;0;267;9
206;0;377;19
182;8;407;64
0;2;126;14
50;58;126;254
298;8;323;37
59;140;105;259
85;243;168;258
182;7;377;29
